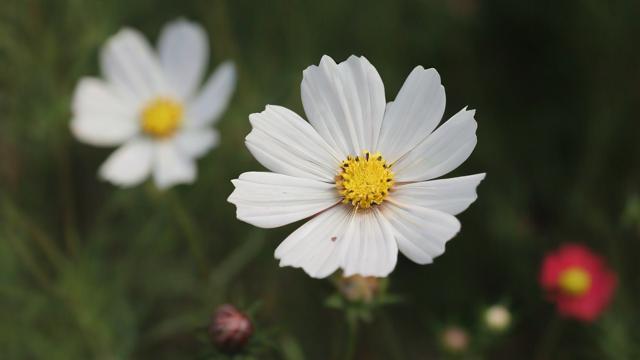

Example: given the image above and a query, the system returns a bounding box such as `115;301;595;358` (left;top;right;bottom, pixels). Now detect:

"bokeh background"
2;0;640;359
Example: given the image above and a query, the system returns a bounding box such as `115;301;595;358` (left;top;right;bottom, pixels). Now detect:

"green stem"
169;191;208;276
3;198;67;270
144;184;208;276
6;231;53;291
380;310;405;359
345;316;358;360
55;139;79;257
208;0;239;58
209;230;265;290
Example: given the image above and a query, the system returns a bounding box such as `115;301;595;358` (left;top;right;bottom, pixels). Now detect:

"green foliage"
1;0;640;359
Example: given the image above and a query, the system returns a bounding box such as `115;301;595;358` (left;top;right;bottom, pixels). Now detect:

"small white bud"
484;305;511;332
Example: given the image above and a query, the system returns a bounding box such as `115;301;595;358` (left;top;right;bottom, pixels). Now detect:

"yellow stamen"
141;97;183;138
558;267;591;296
336;151;394;209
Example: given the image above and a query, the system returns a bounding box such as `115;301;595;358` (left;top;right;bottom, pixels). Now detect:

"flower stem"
209;230;265;290
54;140;79;257
168;191;209;277
6;230;54;291
3;198;67;270
144;185;208;276
344;316;359;360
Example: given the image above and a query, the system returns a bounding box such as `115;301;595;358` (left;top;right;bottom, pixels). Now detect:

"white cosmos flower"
228;55;484;278
71;19;236;189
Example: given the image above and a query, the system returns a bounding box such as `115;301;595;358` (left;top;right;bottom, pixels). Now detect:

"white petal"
174;128;219;158
275;205;398;278
275;205;352;278
378;66;445;162
381;201;461;264
393;108;477;182
186;61;236;127
152;141;196;189
392;173;485;215
245;105;340;181
70;77;138;146
99;138;153;187
301;55;386;158
340;208;398;277
100;28;169;102
158;19;208;100
228;172;340;229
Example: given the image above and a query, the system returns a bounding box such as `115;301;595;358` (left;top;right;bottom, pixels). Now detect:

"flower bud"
209;304;253;353
484;305;511;332
336;274;381;303
441;326;469;353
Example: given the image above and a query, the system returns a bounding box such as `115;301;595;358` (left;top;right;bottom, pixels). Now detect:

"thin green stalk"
344;316;359;360
54;139;79;256
5;230;55;293
3;198;67;270
169;191;209;276
209;230;265;290
208;0;239;58
144;184;208;276
380;310;406;359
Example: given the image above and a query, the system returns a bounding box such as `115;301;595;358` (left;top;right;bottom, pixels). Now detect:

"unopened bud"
441;326;469;353
209;304;253;353
336;274;381;303
484;305;511;332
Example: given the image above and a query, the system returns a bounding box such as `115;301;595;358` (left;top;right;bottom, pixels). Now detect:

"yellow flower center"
336;151;394;209
141;98;183;138
558;267;591;296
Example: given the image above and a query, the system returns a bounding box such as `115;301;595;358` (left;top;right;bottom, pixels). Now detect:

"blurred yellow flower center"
141;98;183;138
337;151;394;209
558;267;591;296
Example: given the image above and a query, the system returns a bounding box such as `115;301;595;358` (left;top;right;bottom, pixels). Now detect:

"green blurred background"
1;0;640;358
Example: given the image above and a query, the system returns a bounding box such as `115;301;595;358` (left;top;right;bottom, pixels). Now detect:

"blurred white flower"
71;19;236;189
484;304;512;332
228;55;484;278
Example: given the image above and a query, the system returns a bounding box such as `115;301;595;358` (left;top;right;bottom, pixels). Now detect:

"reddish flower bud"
209;304;253;353
441;326;470;353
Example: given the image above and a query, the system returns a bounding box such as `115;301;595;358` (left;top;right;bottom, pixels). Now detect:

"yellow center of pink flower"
141;97;183;138
558;267;591;296
336;151;394;209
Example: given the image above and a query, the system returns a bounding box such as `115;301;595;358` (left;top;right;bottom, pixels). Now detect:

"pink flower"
540;244;617;322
